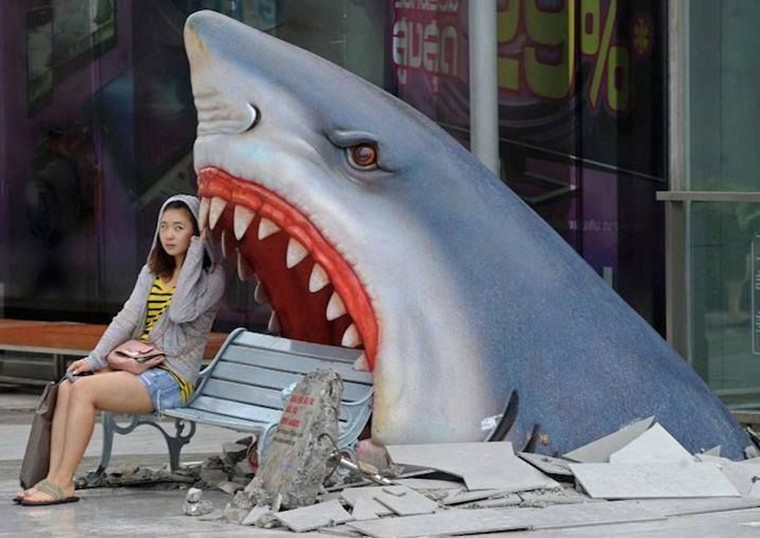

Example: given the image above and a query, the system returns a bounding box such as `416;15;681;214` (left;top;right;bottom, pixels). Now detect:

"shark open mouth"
197;168;378;370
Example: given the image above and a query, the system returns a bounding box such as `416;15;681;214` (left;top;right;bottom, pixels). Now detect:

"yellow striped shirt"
139;278;194;404
140;277;174;341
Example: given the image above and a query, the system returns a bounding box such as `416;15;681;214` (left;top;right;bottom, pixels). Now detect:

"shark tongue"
197;167;378;369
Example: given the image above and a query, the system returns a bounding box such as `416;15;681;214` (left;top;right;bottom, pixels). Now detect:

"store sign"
391;0;665;179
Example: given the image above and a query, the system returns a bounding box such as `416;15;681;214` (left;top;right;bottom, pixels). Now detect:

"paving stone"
274;499;354;532
518;452;574;477
570;462;741;499
371;485;440;515
633;497;760;516
718;461;760;496
608;424;694;464
563;416;655;463
386;442;559;492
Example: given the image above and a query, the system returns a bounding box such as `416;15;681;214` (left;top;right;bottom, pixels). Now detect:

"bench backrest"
190;328;374;433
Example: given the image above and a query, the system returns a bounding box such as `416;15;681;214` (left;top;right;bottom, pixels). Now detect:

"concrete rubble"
72;377;760;536
166;416;760;536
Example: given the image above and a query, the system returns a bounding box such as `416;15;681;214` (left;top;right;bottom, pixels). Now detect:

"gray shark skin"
184;10;751;459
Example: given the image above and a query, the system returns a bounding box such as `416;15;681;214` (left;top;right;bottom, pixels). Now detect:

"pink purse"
108;340;165;369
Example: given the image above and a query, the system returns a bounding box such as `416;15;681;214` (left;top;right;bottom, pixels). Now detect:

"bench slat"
201;378;357;423
219;345;373;384
233;331;363;362
209;362;373;402
187;395;283;425
165;408;269;432
201;378;284;410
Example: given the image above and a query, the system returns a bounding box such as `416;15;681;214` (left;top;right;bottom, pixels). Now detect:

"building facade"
0;1;756;406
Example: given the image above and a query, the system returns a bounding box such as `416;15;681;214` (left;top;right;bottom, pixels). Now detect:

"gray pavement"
0;388;286;537
3;389;760;536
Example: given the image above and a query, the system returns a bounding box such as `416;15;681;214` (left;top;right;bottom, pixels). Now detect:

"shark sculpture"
183;10;751;459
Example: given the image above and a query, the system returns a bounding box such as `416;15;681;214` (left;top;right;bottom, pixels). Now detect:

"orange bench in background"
0;319;226;386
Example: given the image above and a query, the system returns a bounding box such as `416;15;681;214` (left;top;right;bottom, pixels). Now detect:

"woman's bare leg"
47;367;112;474
48;381;73;475
23;371;154;502
17;381;73;498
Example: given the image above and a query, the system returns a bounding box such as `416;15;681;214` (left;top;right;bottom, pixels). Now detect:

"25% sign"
498;0;632;112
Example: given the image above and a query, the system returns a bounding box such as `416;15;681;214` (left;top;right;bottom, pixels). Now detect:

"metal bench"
94;328;374;475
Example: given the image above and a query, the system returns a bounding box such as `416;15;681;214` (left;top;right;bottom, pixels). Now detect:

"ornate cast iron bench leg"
89;412;197;484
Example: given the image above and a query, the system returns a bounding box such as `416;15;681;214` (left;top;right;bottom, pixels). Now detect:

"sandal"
18;479;79;506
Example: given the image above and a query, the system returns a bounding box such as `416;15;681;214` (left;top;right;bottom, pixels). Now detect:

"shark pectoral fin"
487;390;519;442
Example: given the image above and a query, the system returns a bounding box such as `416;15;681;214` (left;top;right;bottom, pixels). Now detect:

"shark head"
184;11;751;457
185;10;502;443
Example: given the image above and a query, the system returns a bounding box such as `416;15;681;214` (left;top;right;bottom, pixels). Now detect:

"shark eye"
347;143;378;170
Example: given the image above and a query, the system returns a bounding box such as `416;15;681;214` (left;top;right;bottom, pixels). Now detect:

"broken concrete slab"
274;499;354;532
718;462;760;496
702;445;722;457
694;453;734;465
518;486;598;507
350;497;384;520
462;494;523;509
371;486;440;516
347;500;663;537
440;489;509;506
246;370;343;509
570;462;741;499
609;423;694;464
633;497;760;517
340;487;393;515
386;442;559;491
393;477;464;491
341;485;439;516
527;500;664;530
241;504;271;526
563;416;655;463
346;507;537;537
518;452;574;477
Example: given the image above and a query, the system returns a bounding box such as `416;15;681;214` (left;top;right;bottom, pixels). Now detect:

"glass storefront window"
685;0;760;406
690;202;760;405
0;0;388;331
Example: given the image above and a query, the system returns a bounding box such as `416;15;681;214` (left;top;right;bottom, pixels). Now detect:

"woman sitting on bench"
17;194;225;506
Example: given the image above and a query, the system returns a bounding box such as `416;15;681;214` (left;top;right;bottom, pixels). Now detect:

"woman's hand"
67;358;91;375
121;355;166;375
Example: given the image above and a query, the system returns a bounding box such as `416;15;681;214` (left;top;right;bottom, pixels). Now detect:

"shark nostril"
244;103;260;132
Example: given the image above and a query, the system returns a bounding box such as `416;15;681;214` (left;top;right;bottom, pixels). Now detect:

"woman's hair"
148;200;211;279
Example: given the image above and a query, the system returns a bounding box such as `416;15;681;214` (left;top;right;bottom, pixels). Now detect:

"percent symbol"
586;0;629;111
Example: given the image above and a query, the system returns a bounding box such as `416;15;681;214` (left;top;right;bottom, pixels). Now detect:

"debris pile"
181;416;760;536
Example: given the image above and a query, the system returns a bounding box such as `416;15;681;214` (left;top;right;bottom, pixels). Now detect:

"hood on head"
149;194;215;262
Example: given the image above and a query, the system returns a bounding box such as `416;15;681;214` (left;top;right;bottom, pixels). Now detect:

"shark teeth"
221;229;236;259
309;263;329;293
211;199;365;355
341;324;362;348
326;292;347;321
237;249;255;281
286;239;308;269
353;353;369;371
267;311;281;334
199;197;210;230
254;281;269;304
258;218;280;240
209;197;227;230
233;205;256;240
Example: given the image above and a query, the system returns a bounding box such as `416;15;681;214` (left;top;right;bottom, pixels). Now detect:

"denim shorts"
138;368;184;415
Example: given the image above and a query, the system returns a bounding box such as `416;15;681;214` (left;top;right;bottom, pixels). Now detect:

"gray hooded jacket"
84;194;226;385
